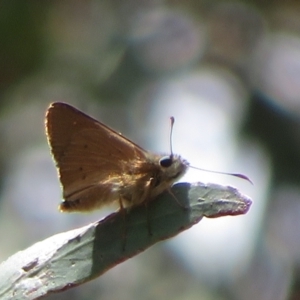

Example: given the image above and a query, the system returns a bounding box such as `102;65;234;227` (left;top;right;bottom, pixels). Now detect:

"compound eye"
159;156;173;168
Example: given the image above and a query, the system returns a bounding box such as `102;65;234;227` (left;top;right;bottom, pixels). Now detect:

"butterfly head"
158;154;189;183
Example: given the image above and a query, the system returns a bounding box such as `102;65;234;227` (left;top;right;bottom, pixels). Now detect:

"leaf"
0;182;251;300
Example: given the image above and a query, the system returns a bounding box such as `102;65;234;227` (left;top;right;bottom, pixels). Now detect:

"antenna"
189;165;253;184
169;116;175;159
168;116;252;184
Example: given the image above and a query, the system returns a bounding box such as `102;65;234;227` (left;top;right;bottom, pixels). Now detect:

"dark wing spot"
61;199;81;209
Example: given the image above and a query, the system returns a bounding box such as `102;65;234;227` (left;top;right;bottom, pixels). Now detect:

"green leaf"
0;182;251;300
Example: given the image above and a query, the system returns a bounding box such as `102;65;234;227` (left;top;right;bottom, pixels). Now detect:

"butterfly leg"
167;187;188;209
118;196;128;251
143;178;157;237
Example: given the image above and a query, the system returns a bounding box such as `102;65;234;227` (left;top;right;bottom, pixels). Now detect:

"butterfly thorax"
120;153;189;207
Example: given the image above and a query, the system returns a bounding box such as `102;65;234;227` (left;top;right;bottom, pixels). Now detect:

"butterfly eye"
159;156;173;168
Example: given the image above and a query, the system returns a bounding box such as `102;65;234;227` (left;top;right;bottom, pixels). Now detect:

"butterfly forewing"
45;102;148;210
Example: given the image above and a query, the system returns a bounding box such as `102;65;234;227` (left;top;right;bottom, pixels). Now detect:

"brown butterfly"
45;102;189;212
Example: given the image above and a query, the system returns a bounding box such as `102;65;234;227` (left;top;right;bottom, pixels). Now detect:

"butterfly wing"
45;102;147;211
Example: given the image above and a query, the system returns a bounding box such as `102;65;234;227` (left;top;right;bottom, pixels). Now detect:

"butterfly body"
46;103;189;212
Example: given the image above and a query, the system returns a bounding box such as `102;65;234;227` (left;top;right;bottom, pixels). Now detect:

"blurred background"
0;0;300;299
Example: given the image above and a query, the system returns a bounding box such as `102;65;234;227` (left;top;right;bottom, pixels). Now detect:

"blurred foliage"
1;0;300;300
0;1;48;94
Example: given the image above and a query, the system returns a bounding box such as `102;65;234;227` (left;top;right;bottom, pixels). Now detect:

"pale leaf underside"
0;182;252;300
